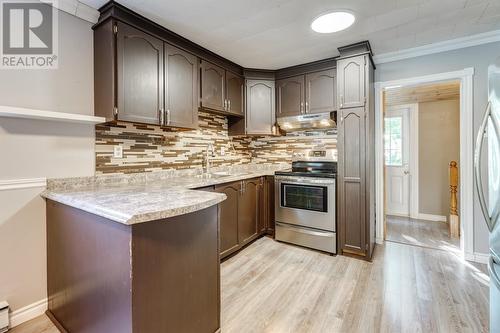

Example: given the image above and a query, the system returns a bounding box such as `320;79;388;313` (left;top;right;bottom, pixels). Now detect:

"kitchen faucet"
204;143;215;173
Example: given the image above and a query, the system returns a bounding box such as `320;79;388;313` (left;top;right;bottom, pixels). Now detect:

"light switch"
113;145;123;158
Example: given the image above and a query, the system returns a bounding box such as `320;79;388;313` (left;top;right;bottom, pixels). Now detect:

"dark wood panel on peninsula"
46;200;220;333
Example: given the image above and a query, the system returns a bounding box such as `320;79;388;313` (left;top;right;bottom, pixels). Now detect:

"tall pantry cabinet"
336;42;376;260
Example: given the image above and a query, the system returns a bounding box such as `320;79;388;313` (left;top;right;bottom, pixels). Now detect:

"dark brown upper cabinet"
305;69;336;114
201;60;225;112
276;75;304;117
337;56;366;109
116;22;164;125
225;71;244;116
164;44;198;129
277;70;336;117
245;79;276;135
94;20;199;129
201;60;244;117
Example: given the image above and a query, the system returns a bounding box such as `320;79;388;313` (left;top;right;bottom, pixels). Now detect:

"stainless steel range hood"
277;112;336;132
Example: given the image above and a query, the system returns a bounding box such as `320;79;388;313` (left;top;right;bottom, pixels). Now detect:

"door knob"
404;170;410;175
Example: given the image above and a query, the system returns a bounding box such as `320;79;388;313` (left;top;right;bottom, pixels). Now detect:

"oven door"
275;176;335;231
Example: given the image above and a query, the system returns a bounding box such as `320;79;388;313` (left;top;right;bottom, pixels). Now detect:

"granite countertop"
42;164;287;225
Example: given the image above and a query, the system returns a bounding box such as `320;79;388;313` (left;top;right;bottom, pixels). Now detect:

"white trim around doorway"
374;68;475;261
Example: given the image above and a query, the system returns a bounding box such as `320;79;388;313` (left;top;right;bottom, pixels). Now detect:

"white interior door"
385;107;411;216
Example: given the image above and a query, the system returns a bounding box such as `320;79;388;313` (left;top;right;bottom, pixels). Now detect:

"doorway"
381;80;463;252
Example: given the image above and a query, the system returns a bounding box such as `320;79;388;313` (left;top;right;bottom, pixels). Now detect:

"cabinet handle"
228;99;231;111
224;99;227;111
300;102;304;113
305;101;308;113
166;109;171;125
159;108;164;125
340;95;344;108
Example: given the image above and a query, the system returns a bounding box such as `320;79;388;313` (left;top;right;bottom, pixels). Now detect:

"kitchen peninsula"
41;165;282;333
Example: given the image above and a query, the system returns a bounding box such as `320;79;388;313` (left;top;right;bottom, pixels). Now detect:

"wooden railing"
449;161;459;238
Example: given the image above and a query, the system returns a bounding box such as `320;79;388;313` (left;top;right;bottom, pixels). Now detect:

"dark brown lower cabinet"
338;106;366;256
46;200;220;333
217;177;270;260
239;178;260;245
217;182;240;258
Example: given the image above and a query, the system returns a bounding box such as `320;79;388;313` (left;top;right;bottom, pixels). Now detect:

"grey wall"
0;11;94;115
418;99;460;217
0;11;95;313
376;41;500;254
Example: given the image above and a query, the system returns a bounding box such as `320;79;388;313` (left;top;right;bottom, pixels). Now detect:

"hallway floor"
386;215;460;252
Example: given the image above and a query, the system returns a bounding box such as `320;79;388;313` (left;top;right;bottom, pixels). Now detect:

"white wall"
375;41;500;254
0;10;95;314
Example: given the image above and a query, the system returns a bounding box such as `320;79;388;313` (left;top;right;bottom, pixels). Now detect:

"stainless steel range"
274;149;337;254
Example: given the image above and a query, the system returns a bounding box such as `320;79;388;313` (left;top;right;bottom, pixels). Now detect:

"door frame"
384;103;419;219
375;67;474;261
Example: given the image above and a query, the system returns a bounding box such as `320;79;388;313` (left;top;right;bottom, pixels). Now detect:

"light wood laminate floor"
12;237;488;333
386;215;460;251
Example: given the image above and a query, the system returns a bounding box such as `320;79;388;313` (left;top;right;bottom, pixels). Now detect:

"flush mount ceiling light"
311;11;355;33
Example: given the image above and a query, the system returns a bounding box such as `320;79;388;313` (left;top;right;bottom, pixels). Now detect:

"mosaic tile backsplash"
95;111;337;174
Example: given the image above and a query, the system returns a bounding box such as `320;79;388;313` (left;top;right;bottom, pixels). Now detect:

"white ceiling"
82;0;500;69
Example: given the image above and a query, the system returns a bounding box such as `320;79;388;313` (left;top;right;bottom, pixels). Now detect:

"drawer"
275;222;336;254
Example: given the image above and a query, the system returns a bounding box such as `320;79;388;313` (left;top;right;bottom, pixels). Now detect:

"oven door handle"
276;222;333;237
276;178;335;186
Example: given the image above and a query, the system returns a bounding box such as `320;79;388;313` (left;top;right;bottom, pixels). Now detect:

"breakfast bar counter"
41;165;286;333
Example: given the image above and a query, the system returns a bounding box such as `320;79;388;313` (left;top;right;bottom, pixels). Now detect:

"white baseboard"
416;213;447;222
9;298;47;328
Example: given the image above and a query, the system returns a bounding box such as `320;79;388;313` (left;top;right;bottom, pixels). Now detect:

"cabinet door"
116;22;163;124
305;69;336;114
216;182;240;259
277;75;304;117
246;80;275;135
338;107;366;256
201;60;225;112
238;179;259;246
226;71;244;116
164;44;198;129
337;56;366;109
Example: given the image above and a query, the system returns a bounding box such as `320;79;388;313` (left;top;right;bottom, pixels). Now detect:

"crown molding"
373;29;500;64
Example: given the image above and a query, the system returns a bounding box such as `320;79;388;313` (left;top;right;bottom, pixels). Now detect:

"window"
384;116;403;166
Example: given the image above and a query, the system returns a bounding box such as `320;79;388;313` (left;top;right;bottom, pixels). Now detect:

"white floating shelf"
0;105;106;124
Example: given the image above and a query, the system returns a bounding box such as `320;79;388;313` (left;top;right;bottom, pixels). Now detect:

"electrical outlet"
220;147;225;156
113;145;123;158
